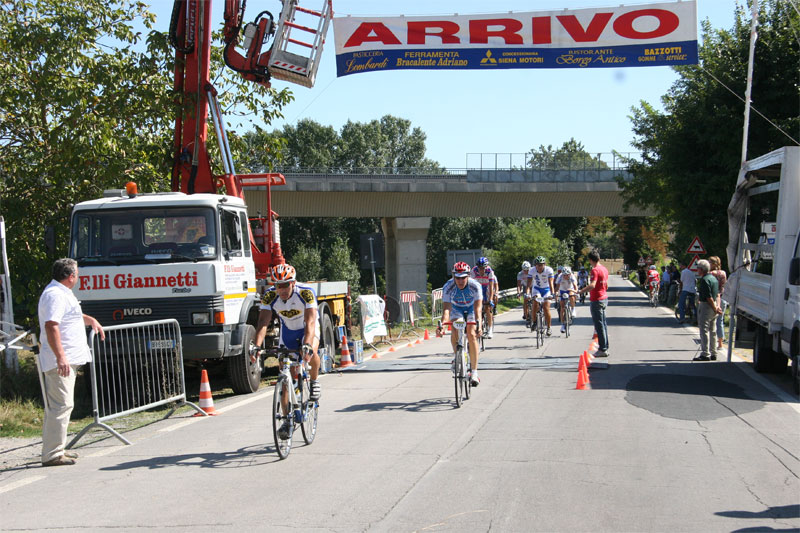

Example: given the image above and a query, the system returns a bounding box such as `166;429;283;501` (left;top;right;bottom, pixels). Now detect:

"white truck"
727;146;800;394
69;190;349;394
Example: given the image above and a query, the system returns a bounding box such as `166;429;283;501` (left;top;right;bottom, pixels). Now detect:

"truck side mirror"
789;257;800;286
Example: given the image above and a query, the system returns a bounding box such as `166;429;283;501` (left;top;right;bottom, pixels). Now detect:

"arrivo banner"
333;1;697;76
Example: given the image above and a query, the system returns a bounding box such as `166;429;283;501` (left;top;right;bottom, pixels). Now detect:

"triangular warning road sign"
687;255;701;273
686;237;706;254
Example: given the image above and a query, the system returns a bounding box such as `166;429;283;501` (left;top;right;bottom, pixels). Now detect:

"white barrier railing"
67;319;204;447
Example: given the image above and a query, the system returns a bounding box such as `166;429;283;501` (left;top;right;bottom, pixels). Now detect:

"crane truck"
68;0;347;394
727;146;800;395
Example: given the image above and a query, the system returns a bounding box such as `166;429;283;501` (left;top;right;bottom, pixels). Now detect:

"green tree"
0;0;292;322
290;244;322;282
323;236;360;293
527;138;610;170
492;219;561;288
620;1;799;268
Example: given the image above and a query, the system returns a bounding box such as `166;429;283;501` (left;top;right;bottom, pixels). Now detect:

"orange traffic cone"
424;329;430;340
582;364;591;385
371;352;381;359
388;346;396;352
578;353;588;373
583;350;595;364
194;369;218;416
415;339;422;345
576;366;590;390
339;335;354;367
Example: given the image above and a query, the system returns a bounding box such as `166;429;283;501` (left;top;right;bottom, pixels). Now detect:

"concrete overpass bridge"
243;167;652;299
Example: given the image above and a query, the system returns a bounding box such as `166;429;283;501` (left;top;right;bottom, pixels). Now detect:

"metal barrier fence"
68;319;204;447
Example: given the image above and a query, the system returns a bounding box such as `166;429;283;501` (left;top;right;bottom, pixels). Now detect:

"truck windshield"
71;207;217;265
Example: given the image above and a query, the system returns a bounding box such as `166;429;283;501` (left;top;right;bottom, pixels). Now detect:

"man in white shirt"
38;258;104;466
678;261;697;323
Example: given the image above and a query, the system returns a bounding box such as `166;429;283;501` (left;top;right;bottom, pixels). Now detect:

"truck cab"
70;190;262;393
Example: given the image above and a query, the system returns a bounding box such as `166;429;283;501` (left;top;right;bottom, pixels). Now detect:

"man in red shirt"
578;250;609;357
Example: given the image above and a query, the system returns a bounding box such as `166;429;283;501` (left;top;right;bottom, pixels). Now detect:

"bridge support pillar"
381;217;431;302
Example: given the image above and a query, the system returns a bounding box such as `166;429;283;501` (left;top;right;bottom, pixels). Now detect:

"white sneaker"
487;328;494;339
571;308;577;318
470;370;480;386
560;324;566;333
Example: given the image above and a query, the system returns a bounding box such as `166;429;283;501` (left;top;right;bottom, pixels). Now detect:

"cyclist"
555;266;578;334
471;257;497;338
253;264;321;439
438;262;483;386
646;265;661;302
527;256;556;336
517;261;532;322
577;267;589;294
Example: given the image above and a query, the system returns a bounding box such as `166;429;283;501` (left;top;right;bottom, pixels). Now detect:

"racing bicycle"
268;346;319;459
531;294;551;348
441;313;472;407
648;282;660;307
559;292;574;338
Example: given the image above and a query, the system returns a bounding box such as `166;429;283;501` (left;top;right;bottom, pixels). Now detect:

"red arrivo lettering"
613;9;679;39
531;16;551;44
468;19;524;44
344;22;402;47
407;21;460;45
557;13;613;42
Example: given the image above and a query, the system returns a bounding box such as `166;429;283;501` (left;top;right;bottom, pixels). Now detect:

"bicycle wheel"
535;312;542;348
300;374;318;445
454;346;464;407
564;308;570;338
272;377;292;459
463;349;472;400
538;312;545;347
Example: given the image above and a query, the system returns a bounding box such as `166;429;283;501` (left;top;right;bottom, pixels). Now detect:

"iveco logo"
112;308;153;321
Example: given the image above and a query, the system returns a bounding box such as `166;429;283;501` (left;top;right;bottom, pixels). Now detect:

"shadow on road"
336;397;455;413
99;444;283;470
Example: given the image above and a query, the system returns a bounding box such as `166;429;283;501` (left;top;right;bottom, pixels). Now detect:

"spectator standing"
693;259;722;361
38;258;104;466
709;256;728;350
660;266;671;302
678;261;697;323
578;250;610;357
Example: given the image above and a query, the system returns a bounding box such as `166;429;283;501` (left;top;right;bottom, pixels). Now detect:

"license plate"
149;339;175;350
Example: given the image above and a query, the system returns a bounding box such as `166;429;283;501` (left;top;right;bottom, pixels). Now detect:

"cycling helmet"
521;261;531;270
272;263;296;283
562;266;572;275
452;261;471;277
534;256;546;265
649;265;657;270
476;256;489;267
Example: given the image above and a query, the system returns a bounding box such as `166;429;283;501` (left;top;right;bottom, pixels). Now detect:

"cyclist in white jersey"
555;266;578;333
517;261;532;322
577;267;589;291
471;257;497;338
254;264;322;416
438;261;483;386
527;255;555;336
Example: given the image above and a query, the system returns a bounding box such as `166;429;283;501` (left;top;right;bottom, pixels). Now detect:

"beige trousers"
697;302;718;358
41;365;77;463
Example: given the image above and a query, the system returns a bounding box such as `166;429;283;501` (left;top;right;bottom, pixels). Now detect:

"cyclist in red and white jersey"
471;257;497;338
646;265;661;300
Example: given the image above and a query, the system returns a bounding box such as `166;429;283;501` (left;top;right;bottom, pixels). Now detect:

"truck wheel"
227;324;260;394
319;307;336;364
792;354;799;396
753;328;776;374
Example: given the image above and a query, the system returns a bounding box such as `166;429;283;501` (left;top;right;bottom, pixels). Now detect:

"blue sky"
145;1;743;170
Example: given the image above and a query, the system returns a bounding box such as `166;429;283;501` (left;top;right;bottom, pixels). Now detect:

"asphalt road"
2;275;798;532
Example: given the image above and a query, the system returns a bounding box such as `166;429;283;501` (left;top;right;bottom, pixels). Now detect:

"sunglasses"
275;282;292;289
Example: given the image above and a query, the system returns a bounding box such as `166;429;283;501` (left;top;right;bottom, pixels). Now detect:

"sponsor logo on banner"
333;1;698;76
